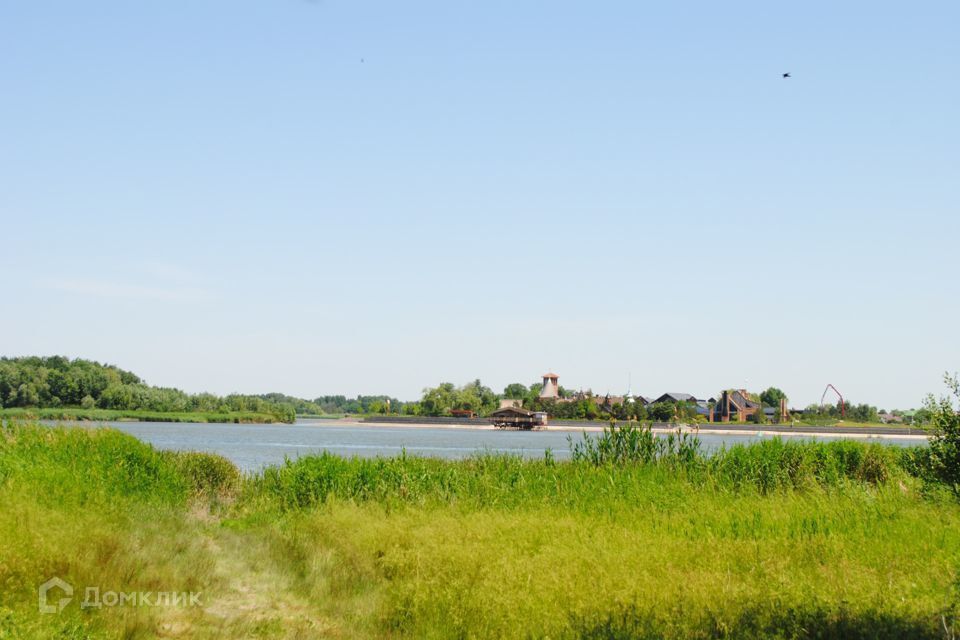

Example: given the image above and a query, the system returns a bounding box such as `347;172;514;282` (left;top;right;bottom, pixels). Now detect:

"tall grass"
568;421;701;466
252;424;913;512
1;420;958;639
0;421;244;639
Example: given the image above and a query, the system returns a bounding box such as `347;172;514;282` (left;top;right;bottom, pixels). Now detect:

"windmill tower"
539;372;560;400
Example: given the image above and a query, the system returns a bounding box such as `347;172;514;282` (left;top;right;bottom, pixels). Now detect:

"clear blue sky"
2;1;957;408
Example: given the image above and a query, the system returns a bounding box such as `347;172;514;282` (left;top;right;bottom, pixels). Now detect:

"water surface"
53;419;925;473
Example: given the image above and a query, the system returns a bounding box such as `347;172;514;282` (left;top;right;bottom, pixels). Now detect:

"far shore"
335;418;930;441
14;413;929;440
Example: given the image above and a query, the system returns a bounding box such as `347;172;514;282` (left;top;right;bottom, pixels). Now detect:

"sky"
1;1;957;409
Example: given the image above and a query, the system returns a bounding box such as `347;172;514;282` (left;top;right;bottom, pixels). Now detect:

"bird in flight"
782;72;791;78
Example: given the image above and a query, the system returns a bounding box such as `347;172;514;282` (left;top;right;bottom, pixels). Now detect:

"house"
596;394;626;410
714;389;760;422
489;406;548;429
695;400;713;420
499;398;523;410
652;392;699;405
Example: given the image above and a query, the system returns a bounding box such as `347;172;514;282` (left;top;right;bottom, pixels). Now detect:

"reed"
253;424;912;511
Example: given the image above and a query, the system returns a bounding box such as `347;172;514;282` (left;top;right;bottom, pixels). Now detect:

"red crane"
819;383;845;419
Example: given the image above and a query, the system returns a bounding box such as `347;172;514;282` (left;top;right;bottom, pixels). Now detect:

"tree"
420;383;456;416
926;373;960;494
750;407;767;424
16;383;39;407
648;402;675;422
759;387;788;408
675;401;700;423
503;383;528;399
419;380;497;416
582;399;599;420
80;395;96;410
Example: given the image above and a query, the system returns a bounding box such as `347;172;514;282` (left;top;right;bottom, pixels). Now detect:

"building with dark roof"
652;392;699;404
714;389;760;422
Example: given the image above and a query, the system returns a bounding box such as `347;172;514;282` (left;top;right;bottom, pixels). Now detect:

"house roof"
655;392;698;403
730;390;760;409
490;407;534;417
542;372;559;379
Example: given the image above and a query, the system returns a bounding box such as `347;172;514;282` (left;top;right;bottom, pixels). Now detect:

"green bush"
166;450;241;498
925;374;960;494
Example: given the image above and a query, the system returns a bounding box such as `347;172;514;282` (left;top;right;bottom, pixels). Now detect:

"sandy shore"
319;419;930;441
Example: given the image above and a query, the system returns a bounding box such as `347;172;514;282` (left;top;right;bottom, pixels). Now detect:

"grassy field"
0;420;958;639
0;407;292;424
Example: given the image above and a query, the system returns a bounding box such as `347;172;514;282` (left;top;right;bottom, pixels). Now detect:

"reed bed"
251;423;914;511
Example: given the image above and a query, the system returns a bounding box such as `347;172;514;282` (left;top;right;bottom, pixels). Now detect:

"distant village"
472;372;916;427
314;371;919;426
488;372;789;424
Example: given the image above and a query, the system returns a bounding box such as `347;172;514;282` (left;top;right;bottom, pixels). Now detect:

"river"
48;419;926;473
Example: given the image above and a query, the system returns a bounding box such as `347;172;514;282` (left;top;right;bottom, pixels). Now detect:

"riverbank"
0;407;292;424
354;416;930;439
1;420;956;638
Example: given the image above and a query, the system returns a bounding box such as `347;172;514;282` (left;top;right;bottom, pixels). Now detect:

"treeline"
313;395;405;415
802;402;879;423
1;358;920;425
254;393;325;416
532;398;702;422
0;357;297;423
399;380;703;422
406;381;500;416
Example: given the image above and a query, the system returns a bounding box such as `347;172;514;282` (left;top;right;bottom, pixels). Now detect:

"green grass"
0;420;958;639
0;407;291;424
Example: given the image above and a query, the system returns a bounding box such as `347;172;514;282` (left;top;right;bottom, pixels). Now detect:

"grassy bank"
0;407;291;424
0;421;958;639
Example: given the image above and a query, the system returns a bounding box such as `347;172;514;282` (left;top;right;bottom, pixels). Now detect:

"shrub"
167;451;241;498
925;374;960;495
